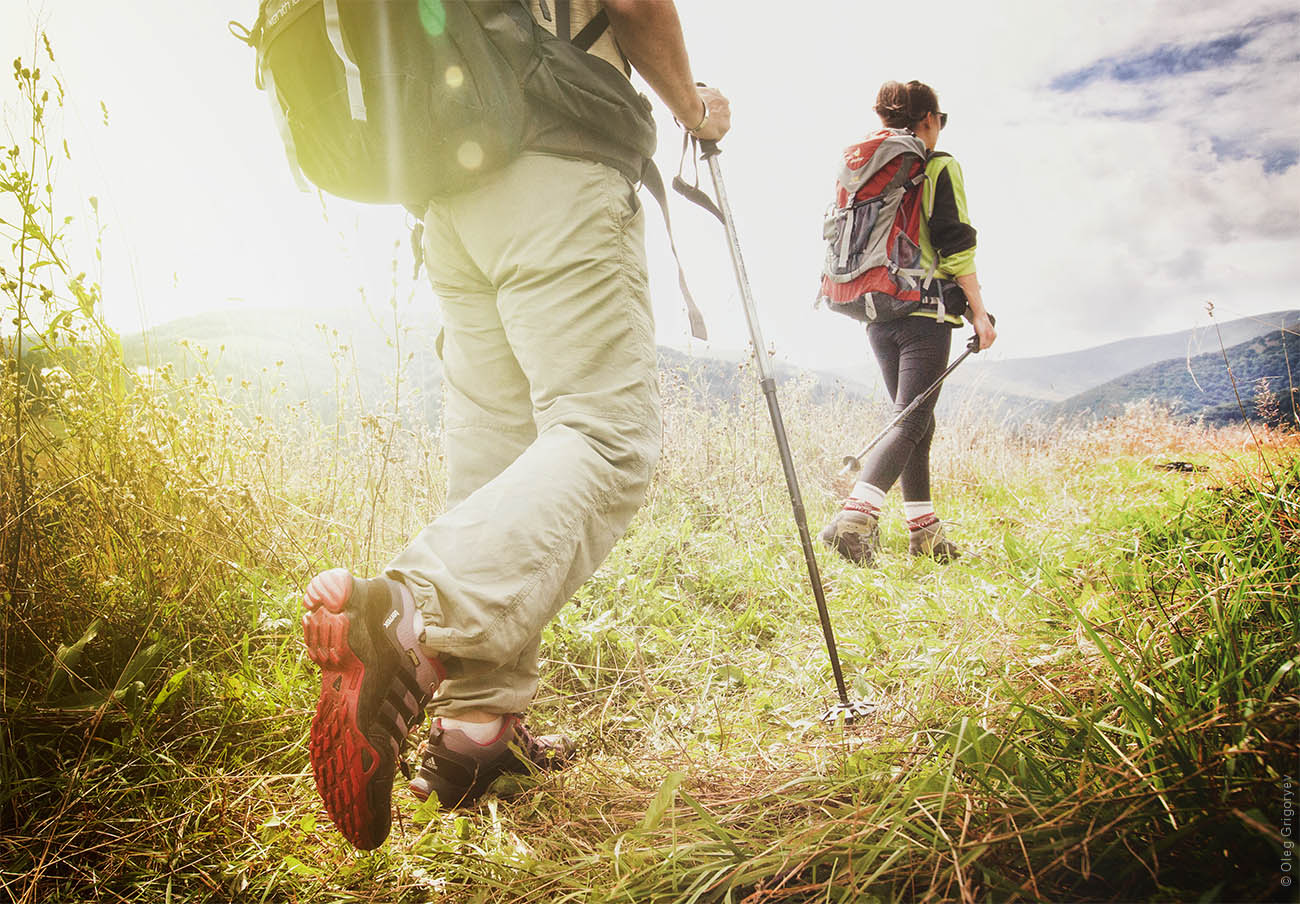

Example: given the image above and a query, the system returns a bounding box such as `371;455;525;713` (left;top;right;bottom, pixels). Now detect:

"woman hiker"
821;79;997;566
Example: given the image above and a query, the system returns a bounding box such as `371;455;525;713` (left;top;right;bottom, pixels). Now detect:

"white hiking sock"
904;501;936;524
846;481;886;515
440;715;506;744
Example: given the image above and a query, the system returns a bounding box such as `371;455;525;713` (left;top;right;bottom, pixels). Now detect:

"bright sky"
2;1;1297;374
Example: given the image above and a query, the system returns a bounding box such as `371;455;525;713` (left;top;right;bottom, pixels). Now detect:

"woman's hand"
973;312;997;350
955;272;995;350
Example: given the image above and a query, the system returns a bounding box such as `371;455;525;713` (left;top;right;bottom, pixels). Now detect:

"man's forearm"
603;1;701;124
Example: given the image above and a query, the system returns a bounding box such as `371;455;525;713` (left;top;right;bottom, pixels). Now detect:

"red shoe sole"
303;573;390;850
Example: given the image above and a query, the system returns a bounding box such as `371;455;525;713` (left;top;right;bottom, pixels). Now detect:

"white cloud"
1;0;1296;369
655;0;1299;364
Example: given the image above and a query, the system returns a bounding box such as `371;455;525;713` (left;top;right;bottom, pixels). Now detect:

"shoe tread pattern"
303;571;431;849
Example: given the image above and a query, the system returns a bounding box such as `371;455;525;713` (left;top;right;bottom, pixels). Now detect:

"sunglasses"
937;111;948;129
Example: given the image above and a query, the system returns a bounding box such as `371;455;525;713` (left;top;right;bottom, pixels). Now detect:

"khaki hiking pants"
386;154;661;717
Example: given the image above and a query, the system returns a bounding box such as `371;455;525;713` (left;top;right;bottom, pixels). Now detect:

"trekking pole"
838;316;996;476
684;138;875;725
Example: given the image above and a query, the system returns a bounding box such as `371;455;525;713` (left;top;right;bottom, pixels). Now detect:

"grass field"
3;348;1297;902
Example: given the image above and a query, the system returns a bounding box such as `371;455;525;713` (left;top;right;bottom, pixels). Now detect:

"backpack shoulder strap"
552;1;628;74
923;152;954;218
570;9;609;50
549;0;608;48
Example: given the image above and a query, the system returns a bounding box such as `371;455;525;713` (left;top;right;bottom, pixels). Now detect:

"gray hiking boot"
908;516;961;562
820;508;880;565
409;715;575;808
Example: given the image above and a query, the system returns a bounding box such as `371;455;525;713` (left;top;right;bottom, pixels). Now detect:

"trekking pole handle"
693;82;723;158
839;314;997;476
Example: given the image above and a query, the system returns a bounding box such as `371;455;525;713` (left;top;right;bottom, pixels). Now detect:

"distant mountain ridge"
1055;323;1300;425
120;307;875;422
119;307;1299;427
949;310;1300;402
122;306;445;421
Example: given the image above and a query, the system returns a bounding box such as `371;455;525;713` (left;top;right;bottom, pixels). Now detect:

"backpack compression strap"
571;10;610;51
229;14;312;191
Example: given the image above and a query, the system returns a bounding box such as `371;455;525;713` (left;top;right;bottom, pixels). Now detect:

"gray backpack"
817;128;948;323
231;0;655;205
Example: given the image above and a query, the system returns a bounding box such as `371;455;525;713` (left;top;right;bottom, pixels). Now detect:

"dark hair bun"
875;80;939;129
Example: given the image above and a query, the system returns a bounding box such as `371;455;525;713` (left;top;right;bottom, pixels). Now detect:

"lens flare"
418;0;447;37
457;141;484;170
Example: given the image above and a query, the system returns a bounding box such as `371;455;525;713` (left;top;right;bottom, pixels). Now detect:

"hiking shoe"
301;568;444;849
908;515;961;562
409;715;575;809
820;508;880;565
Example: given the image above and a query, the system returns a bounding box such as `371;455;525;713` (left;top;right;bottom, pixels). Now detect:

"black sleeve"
928;167;977;258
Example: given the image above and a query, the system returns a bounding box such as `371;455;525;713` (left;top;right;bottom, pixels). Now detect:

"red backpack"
817;128;938;322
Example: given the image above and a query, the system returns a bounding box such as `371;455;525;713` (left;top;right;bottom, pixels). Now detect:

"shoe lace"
508;719;573;769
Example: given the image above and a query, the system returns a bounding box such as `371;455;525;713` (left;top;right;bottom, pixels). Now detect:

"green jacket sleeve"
923;156;977;278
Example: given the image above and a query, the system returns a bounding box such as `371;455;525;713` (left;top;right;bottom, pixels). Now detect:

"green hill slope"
949;309;1299;402
118;308;1299;428
1057;325;1300;424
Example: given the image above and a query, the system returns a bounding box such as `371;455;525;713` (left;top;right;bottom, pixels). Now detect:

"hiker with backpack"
240;0;730;849
817;80;995;566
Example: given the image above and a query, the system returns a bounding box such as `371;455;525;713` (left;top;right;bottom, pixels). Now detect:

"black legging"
856;315;953;502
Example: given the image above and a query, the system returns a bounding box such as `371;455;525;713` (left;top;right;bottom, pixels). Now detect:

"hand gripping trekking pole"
679;137;874;725
838;315;996;476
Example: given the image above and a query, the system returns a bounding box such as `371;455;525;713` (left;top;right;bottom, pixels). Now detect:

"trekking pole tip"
839;455;860;476
820;700;879;726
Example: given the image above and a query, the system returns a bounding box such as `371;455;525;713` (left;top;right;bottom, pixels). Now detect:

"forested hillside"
119;306;1300;430
1057;325;1300;425
949;310;1299;401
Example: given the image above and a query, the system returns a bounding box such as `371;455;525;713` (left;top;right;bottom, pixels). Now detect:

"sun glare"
457;140;484;170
